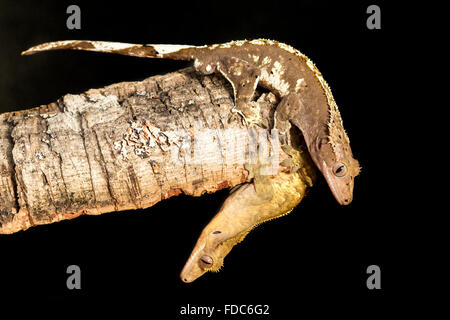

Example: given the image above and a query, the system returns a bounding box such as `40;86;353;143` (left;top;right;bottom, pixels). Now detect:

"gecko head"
180;228;237;283
312;135;360;205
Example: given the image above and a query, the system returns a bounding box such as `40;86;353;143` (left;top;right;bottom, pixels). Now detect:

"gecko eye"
333;163;347;177
200;255;213;267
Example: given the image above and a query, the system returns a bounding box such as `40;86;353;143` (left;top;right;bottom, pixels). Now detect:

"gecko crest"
262;40;350;154
207;38;352;157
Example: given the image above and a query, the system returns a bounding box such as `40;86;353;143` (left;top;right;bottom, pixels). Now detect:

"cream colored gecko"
180;144;316;282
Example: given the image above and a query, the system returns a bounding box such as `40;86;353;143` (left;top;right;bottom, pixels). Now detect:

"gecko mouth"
329;182;351;205
330;184;352;205
180;262;206;283
180;242;208;283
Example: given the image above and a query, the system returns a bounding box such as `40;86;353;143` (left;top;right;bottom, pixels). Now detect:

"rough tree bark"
0;67;294;234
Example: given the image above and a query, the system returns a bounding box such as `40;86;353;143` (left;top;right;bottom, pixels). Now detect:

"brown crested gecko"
21;39;360;282
22;39;360;205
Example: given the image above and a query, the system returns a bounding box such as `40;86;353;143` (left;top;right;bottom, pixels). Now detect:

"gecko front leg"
195;56;261;126
180;147;316;283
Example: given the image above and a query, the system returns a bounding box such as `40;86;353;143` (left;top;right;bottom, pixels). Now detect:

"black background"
0;0;438;316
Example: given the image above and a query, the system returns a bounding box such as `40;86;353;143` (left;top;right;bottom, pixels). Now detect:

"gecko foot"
231;101;261;127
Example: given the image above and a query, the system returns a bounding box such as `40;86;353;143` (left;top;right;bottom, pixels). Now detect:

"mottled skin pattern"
22;39;360;282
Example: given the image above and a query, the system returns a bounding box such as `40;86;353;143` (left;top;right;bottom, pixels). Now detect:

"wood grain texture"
0;67;288;234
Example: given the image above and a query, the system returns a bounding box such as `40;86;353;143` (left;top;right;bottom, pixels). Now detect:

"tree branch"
0;67;290;234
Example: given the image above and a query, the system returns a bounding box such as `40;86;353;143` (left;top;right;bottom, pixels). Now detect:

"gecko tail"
21;40;199;59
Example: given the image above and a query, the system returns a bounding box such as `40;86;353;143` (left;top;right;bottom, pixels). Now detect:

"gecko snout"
338;196;352;205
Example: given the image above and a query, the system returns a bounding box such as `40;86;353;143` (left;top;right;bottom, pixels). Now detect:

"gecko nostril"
212;231;221;234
